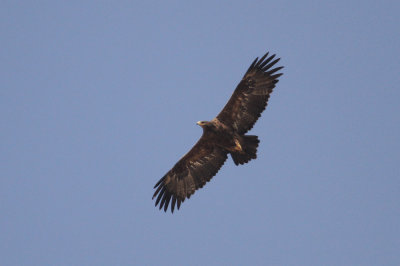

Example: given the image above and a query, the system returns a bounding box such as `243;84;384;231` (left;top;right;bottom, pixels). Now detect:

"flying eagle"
153;52;283;213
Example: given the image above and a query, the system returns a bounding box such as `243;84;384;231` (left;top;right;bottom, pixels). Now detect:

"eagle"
153;52;283;213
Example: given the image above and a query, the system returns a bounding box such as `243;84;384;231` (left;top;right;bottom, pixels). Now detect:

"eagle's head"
196;121;211;128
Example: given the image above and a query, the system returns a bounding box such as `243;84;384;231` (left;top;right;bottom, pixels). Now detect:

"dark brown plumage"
153;52;283;213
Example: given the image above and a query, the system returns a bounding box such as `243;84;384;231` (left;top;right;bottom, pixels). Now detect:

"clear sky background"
1;1;399;265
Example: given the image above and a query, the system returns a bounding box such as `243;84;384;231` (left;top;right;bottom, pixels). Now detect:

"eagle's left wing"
153;136;228;213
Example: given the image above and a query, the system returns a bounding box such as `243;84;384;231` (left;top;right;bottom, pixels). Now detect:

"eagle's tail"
231;135;259;166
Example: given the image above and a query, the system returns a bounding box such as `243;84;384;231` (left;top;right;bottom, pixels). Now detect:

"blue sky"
1;1;399;265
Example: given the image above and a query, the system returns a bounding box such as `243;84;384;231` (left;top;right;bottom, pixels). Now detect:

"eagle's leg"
233;138;244;153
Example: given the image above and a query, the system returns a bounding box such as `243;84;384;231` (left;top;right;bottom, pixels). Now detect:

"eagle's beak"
196;121;201;126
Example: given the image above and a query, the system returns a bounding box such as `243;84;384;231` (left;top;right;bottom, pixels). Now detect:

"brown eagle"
153;52;283;213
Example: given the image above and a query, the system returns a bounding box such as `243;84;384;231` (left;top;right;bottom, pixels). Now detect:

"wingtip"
255;52;269;67
245;57;259;74
261;57;281;72
171;196;176;213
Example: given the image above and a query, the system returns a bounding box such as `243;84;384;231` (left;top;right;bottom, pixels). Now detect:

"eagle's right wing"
215;52;283;134
153;136;228;213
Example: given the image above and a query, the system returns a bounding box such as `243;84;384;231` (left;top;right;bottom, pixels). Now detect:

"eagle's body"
197;120;242;153
196;120;259;163
153;52;283;213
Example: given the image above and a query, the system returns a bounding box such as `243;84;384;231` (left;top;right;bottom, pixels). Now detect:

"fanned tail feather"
231;135;259;165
